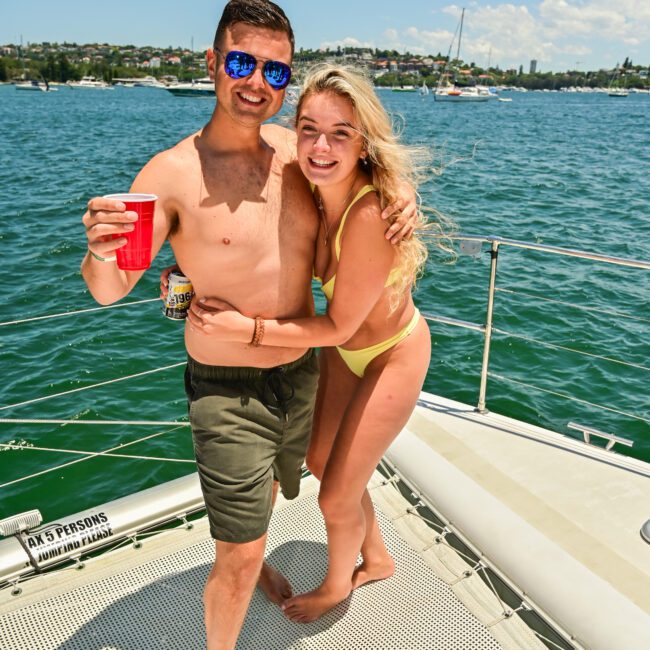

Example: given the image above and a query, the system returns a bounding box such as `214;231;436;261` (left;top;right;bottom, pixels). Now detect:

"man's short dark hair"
214;0;295;56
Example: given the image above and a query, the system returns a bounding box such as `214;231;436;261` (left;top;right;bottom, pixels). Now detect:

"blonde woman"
187;65;443;622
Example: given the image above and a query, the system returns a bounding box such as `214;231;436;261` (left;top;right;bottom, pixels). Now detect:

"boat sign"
22;512;114;563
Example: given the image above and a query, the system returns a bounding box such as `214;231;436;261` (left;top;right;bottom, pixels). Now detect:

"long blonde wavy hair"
295;63;452;312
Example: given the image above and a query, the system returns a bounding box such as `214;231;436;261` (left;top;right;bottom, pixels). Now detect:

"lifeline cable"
0;362;186;412
0;425;186;490
0;298;160;328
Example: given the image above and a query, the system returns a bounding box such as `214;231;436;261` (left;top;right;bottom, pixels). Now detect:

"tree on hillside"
58;53;74;82
43;54;57;81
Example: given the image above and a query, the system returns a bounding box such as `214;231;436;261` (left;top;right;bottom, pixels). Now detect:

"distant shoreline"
1;42;648;91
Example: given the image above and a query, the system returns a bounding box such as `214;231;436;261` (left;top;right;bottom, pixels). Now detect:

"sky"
2;1;648;73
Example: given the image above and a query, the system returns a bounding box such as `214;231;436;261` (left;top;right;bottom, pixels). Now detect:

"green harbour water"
0;85;648;525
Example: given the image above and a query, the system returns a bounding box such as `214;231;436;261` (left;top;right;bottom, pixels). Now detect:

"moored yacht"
133;76;167;89
67;76;113;90
165;77;215;97
14;81;52;92
434;84;490;102
434;9;491;104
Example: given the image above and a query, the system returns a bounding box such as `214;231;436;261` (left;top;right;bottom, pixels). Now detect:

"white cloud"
384;29;399;42
382;1;649;71
319;36;374;50
379;27;455;56
540;0;627;41
464;4;544;66
404;27;456;51
441;5;464;19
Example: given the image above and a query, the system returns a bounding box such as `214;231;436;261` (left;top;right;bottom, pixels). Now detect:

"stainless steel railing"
421;235;650;418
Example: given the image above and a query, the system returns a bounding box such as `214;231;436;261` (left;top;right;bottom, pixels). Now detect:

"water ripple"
0;85;648;522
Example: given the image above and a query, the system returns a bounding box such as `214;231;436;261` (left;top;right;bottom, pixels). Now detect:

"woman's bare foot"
281;584;351;623
351;555;395;589
258;562;292;605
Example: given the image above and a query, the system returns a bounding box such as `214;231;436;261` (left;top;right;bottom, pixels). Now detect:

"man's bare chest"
180;202;281;248
177;190;316;259
166;150;318;257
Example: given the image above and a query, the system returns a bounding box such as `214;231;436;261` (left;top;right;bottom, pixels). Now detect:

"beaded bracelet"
251;316;265;346
88;248;117;263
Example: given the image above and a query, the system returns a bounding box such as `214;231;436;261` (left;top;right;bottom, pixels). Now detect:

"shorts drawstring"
186;349;313;423
262;367;295;422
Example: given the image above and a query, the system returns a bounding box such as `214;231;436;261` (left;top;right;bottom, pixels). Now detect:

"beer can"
163;271;194;320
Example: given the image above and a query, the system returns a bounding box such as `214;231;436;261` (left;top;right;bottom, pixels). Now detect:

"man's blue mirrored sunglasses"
216;48;292;90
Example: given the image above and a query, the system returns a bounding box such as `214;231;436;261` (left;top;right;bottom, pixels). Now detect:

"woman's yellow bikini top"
314;185;400;301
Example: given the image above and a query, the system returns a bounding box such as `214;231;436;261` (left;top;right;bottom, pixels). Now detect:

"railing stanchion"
477;240;500;413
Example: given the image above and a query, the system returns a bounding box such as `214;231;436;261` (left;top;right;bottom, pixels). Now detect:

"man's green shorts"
184;350;319;543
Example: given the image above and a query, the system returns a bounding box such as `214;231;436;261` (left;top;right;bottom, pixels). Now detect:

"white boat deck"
0;474;543;650
2;391;649;649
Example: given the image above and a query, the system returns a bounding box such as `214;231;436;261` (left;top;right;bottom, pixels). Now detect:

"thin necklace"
316;180;359;247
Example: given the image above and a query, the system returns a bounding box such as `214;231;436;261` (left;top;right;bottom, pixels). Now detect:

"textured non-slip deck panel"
0;492;501;650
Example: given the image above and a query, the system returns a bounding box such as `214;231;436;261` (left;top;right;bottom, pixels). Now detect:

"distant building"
530;59;537;74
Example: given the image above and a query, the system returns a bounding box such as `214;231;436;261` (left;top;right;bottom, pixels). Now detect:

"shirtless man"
81;2;412;648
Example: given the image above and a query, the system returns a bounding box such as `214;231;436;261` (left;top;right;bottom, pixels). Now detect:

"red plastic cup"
104;193;158;271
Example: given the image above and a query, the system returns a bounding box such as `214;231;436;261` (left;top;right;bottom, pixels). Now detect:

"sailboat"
608;64;629;97
14;80;50;92
434;8;490;103
14;36;54;92
420;81;430;96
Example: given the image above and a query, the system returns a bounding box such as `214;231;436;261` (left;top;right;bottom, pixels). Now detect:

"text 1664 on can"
163;271;194;320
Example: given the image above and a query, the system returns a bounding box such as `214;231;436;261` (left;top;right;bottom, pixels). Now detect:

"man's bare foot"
351;556;395;589
258;562;292;605
281;584;350;623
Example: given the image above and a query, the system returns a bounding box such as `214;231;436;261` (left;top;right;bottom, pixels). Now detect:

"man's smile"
237;91;266;105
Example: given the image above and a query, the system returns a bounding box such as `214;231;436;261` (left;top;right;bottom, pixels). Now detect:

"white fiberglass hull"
165;85;214;97
15;84;45;92
388;393;650;649
434;91;489;102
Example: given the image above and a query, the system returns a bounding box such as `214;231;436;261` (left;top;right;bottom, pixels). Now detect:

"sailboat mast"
20;34;25;79
456;8;465;63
